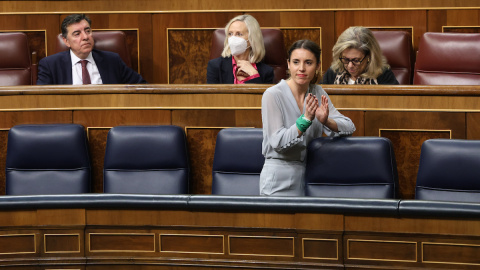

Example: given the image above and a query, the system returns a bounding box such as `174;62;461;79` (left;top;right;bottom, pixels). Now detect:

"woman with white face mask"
207;14;274;84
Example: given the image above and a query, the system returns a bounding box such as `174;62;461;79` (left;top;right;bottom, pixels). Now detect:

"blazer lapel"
61;51;73;84
92;50;108;83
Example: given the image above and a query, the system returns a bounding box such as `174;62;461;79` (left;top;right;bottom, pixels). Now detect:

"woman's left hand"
236;60;259;77
315;95;329;125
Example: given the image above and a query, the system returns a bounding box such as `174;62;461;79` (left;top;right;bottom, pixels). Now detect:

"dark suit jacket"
37;49;147;85
206;56;274;84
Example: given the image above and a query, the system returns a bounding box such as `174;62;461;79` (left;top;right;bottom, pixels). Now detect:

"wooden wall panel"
334;10;427;52
380;130;450;199
365;111;465;199
467;113;480;140
73;110;171;193
154;12;240;84
340;111;364;136
428;10;480;32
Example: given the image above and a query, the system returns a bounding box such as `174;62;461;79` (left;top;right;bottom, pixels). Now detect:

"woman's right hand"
304;93;318;121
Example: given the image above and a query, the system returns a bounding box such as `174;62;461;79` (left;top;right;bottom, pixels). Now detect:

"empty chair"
305;137;398;199
372;31;412;84
6;124;91;195
416;139;480;203
212;128;264;195
55;31;132;68
413;32;480;85
103;125;189;194
210;29;287;83
0;32;33;85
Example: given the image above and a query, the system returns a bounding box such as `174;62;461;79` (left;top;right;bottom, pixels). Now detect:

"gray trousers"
259;159;305;196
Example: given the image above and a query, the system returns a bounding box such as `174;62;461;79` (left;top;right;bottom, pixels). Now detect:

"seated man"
37;14;146;85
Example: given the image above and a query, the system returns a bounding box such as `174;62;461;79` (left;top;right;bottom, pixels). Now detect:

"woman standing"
260;40;356;196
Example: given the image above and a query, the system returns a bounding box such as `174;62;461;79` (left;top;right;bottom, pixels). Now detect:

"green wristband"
296;114;312;133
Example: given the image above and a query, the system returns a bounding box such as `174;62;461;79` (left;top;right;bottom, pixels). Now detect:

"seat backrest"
372;31;412;84
212;128;264;195
0;32;32;86
413;32;480;85
416;139;480;203
305;137;399;199
210;29;287;83
103;125;189;194
55;31;132;67
6;124;91;195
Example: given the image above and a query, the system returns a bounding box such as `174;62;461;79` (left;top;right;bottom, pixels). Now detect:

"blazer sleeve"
378;68;399;85
36;58;53;85
321;68;336;84
206;58;221;84
245;62;274;84
117;57;147;84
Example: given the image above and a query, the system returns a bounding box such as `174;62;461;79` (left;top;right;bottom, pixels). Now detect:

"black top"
207;56;274;84
321;68;399;85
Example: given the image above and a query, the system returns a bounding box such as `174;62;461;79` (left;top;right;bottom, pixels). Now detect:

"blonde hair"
330;26;389;79
221;14;265;63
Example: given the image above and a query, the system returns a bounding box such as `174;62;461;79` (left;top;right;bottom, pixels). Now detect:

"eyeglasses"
339;55;367;66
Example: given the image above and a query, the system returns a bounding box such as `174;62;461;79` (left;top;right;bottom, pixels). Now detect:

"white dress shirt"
70;51;103;85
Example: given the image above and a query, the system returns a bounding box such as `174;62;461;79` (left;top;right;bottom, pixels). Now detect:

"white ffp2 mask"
228;36;248;56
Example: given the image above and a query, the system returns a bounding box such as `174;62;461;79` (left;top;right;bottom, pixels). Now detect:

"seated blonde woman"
207;14;274;84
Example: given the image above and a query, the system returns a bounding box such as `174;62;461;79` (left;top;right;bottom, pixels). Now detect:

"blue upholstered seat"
305;137;399;199
416;139;480;203
103;125;189;194
6;124;91;195
212;128;264;195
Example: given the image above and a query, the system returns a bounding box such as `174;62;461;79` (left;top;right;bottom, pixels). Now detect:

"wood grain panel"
184;127;223;194
443;26;480;33
347;239;417;262
345;216;480;235
229;235;294;257
160;234;224;254
0;211;36;227
422;242;480;265
340;110;364;136
0;234;35;254
466;112;480;140
37;209;86;226
235;109;262;127
154;12;240;83
303;238;338;260
380;130;450;199
443;9;480;27
366;111;465;199
44;234;80;253
89;233;155;252
86;128;109;193
168;29;213;84
334;10;427;52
